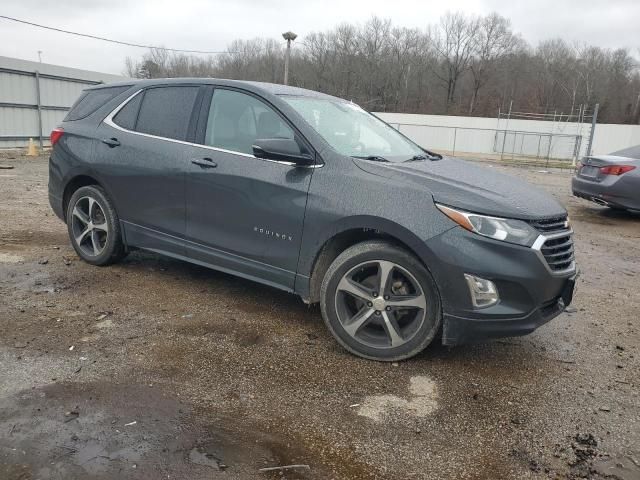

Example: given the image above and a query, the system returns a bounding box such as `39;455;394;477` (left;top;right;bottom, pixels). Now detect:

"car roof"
87;78;344;102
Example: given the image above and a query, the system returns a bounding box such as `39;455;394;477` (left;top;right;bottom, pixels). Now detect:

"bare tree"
468;13;519;114
122;12;640;124
431;12;479;112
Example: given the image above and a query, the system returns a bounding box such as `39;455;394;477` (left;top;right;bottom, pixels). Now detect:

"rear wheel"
320;240;441;361
66;185;126;266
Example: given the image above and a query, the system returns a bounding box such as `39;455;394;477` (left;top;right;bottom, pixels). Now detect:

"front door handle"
191;158;217;168
102;137;120;148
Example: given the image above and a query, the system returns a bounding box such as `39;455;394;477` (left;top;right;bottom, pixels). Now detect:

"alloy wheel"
334;260;427;349
70;196;109;257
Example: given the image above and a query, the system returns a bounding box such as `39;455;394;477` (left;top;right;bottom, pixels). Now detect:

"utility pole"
282;31;297;85
37;50;42;63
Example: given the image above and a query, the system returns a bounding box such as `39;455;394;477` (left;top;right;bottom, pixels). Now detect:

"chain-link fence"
383;104;598;166
493;130;582;162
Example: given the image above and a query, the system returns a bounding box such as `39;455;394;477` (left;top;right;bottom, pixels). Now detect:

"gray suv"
48;79;576;361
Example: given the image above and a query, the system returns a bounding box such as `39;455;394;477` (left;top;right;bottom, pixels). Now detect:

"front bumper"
442;274;576;345
421;226;576;346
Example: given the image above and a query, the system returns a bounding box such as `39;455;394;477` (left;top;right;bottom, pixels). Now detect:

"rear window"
135;86;199;141
65;85;130;121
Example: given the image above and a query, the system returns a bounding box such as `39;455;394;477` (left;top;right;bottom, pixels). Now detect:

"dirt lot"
0;152;639;480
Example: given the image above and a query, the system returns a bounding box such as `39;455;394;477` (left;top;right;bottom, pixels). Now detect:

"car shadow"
570;203;640;224
117;249;555;371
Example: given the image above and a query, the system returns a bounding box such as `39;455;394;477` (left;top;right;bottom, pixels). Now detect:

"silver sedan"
572;145;640;212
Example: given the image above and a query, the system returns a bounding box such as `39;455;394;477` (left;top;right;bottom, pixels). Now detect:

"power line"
0;14;232;54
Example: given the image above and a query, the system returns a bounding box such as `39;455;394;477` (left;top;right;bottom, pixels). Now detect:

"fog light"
464;274;499;309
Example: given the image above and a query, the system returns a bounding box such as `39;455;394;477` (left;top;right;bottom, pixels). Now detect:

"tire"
66;185;127;266
320;240;441;361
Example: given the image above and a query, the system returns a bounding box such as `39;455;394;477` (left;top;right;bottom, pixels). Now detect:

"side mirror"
252;138;314;166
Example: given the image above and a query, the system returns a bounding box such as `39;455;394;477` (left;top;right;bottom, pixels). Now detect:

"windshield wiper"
405;150;442;162
351;155;389;162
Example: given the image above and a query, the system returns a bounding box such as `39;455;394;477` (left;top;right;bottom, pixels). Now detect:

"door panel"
95;123;189;255
185;88;314;289
94;86;201;256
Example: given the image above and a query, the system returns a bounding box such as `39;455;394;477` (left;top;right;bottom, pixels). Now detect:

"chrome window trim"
103;88;322;169
531;229;576;276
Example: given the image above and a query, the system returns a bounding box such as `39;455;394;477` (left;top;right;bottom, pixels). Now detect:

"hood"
354;156;566;220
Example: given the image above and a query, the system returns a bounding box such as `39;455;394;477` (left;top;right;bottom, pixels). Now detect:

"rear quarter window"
113;92;143;130
64;85;131;121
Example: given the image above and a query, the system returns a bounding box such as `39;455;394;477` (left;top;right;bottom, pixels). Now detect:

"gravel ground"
0;152;638;480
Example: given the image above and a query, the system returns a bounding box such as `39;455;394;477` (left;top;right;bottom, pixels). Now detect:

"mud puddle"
0;381;326;479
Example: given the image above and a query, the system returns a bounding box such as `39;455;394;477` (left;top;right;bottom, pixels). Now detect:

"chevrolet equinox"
48;79;577;361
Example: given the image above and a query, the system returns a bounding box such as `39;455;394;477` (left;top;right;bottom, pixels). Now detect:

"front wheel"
66;185;126;266
320;240;441;361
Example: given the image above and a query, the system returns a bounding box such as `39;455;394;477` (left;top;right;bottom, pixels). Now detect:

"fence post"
586;103;599;157
34;70;44;149
500;100;512;160
452;127;457;155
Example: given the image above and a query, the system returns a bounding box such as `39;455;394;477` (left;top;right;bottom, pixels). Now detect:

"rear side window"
135;86;199;141
65;85;130;121
113;92;143;130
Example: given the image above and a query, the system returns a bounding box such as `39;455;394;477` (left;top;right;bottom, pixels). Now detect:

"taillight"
599;165;636;176
50;127;64;147
575;161;583;171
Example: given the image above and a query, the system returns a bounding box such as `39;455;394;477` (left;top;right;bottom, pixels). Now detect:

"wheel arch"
302;216;435;304
62;174;104;218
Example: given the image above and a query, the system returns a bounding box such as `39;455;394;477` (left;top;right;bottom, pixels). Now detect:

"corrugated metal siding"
0;107;39;135
39;77;88;107
0;55;128;148
0;72;37;104
42;110;68;135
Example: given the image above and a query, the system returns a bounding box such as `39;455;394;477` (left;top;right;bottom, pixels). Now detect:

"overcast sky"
1;0;639;75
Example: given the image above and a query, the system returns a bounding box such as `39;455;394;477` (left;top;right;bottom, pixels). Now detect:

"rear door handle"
102;137;120;148
191;158;217;168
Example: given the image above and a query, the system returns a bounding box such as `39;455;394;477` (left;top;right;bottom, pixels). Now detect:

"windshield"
281;96;425;162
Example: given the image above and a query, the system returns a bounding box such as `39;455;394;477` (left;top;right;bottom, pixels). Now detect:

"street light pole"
282;31;297;85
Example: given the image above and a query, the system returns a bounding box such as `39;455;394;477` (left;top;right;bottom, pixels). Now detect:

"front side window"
135;86;199;141
282;96;424;162
205;89;294;155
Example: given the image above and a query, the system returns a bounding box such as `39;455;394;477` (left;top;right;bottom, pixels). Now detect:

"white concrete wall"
375;112;640;159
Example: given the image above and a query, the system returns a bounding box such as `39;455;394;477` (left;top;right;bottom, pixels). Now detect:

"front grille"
529;216;568;233
540;233;574;272
530;215;575;273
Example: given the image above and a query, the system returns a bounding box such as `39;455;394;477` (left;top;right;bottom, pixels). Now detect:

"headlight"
436;204;539;247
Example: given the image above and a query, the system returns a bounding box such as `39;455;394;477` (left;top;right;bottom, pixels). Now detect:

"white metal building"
0;55;127;148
